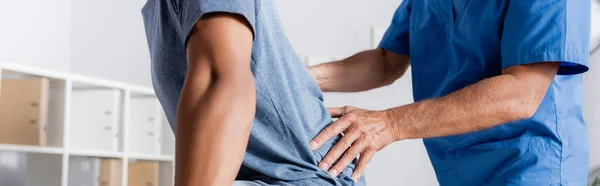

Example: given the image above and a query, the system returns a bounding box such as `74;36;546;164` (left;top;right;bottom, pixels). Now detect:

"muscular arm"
308;48;410;92
175;13;255;186
389;62;560;140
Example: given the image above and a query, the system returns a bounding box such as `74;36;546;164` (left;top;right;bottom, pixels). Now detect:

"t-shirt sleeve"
379;0;412;56
501;0;590;75
182;0;256;43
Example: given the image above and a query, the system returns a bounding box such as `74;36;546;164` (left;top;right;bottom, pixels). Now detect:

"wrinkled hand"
309;106;397;181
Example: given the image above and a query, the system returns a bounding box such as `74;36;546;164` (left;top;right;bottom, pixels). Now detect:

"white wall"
70;0;151;86
0;0;71;72
275;0;402;58
586;51;600;168
0;0;150;85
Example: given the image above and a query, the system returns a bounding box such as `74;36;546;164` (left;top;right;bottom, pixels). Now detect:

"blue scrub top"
380;0;591;185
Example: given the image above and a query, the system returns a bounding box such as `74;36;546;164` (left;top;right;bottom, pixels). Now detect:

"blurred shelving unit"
0;61;175;186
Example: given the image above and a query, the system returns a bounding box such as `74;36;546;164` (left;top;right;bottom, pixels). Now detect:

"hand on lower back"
309;106;396;181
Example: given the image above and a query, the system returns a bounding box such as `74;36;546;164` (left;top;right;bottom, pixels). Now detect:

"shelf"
68;149;124;159
0;62;175;186
130;88;156;97
71;75;154;95
0;60;154;94
0;144;63;154
128;153;174;162
0;60;69;81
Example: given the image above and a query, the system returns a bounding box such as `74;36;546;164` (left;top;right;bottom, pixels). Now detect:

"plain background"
0;0;598;185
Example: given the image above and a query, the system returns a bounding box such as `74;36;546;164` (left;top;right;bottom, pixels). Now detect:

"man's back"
142;0;363;185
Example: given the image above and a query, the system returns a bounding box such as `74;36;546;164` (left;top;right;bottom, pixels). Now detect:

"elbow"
514;104;538;120
508;96;542;121
380;68;406;87
380;49;409;87
380;75;399;87
501;73;551;121
379;65;404;87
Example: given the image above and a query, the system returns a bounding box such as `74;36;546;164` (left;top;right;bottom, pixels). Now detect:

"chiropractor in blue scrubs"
308;0;591;185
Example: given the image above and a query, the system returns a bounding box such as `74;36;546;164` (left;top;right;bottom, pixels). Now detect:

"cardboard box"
0;78;49;146
128;161;159;186
99;158;122;186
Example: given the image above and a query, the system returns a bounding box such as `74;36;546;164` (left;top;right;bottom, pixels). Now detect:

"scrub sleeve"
379;0;411;56
500;0;590;74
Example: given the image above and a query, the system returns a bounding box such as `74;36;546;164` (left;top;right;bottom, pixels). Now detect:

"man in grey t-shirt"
142;0;364;185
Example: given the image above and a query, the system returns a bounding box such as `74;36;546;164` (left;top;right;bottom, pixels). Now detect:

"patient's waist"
238;118;359;184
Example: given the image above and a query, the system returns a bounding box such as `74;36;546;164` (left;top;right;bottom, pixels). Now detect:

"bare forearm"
176;76;256;186
308;63;559;178
309;48;409;92
388;73;550;140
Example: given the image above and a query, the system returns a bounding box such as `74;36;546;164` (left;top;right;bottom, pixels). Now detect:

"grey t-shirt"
141;0;364;185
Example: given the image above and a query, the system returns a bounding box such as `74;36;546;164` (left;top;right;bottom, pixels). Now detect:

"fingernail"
352;176;358;182
310;141;318;150
328;169;338;176
318;162;328;170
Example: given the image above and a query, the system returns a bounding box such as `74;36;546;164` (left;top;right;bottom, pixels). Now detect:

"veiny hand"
309;106;397;181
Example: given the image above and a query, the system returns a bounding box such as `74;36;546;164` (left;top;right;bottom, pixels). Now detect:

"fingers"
327;139;366;177
318;129;362;172
327;107;346;118
327;106;357;118
351;149;375;182
310;117;353;150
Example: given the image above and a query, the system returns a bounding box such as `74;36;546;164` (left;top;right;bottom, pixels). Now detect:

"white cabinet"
68;156;100;186
128;97;161;155
160;115;174;156
70;89;122;152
